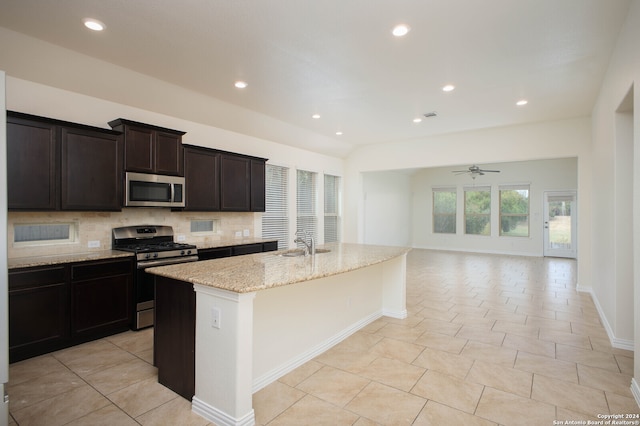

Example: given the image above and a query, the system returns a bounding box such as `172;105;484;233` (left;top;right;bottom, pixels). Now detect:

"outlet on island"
211;307;221;329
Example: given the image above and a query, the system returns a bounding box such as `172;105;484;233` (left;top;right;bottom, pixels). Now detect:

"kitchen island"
147;242;410;426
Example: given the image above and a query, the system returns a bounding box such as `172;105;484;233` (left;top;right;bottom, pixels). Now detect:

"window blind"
324;174;341;243
262;164;289;249
296;169;318;245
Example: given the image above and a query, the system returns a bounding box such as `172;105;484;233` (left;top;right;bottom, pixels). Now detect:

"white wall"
411;158;577;256
589;0;640;387
361;171;412;246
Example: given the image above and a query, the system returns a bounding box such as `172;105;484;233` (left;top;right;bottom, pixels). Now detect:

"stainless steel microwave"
125;172;185;208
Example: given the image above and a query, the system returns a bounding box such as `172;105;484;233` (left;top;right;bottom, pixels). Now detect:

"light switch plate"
88;240;100;248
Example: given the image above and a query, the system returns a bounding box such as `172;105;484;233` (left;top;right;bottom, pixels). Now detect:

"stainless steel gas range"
112;225;198;330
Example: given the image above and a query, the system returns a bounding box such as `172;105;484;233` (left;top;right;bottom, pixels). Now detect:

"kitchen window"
262;164;290;249
500;184;530;237
324;174;341;243
14;222;77;245
296;169;318;245
464;186;491;236
432;187;457;234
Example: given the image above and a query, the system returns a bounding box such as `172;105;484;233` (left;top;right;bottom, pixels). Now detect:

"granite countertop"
8;250;135;270
146;243;411;293
7;238;278;270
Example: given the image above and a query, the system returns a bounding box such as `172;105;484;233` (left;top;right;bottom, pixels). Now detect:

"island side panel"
252;256;407;390
192;285;257;426
381;253;408;319
154;276;196;401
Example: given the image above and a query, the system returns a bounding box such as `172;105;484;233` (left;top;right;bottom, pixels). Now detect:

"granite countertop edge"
147;243;412;294
8;250;135;270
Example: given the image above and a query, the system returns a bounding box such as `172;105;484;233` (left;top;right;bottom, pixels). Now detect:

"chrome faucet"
294;230;315;256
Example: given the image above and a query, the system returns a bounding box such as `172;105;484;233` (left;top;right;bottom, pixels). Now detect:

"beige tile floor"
8;249;640;425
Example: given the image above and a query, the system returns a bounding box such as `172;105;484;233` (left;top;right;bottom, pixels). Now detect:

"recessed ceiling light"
413;118;423;123
392;24;410;37
442;84;455;92
336;131;343;136
516;99;528;106
312;114;321;119
83;18;105;31
234;81;248;89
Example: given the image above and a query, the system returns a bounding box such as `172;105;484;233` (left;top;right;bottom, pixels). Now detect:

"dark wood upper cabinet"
183;146;220;211
250;159;266;212
109;118;185;176
7;111;123;212
220;153;251;211
61;127;122;211
182;145;266;212
7;113;59;210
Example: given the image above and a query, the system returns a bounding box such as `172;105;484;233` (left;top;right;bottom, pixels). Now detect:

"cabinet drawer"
71;259;133;281
9;266;67;289
198;247;232;261
263;241;278;252
232;243;263;256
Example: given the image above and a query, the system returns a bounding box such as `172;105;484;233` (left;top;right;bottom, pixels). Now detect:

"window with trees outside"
464;186;491;235
432;187;456;234
500;185;530;237
324;174;341;243
262;164;289;249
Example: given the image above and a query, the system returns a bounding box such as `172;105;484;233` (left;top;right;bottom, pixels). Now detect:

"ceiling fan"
452;164;500;179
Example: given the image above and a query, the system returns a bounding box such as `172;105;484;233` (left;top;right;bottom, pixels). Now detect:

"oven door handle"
137;255;199;269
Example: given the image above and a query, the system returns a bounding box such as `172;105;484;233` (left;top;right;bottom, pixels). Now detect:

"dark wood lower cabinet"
198;241;278;261
154;276;195;400
71;259;133;341
8;257;134;363
8;266;70;362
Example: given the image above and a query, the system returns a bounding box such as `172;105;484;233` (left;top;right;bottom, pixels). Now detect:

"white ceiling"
0;0;631;157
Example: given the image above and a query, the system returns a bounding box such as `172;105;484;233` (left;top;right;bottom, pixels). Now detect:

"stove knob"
180;250;186;256
153;253;159;258
186;249;192;255
145;253;151;260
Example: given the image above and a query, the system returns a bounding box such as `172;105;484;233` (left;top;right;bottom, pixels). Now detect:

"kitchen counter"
6;238;278;270
149;242;410;426
146;242;410;293
7;250;134;269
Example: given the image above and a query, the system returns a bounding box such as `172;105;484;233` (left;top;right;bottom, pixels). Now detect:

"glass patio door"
543;191;577;258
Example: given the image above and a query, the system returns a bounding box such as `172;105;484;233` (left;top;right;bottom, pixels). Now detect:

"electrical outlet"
235;231;242;237
176;234;186;242
211;307;221;329
88;240;100;248
243;229;250;237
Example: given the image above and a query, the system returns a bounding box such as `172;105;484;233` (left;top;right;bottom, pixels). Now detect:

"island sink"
279;248;331;257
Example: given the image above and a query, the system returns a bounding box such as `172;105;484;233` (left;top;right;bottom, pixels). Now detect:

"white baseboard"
632;378;640;409
192;396;255;426
411;245;541;258
252;310;382;393
578;287;635;351
382;308;407;319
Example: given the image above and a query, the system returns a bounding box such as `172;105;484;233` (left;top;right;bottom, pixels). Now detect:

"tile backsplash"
7;209;260;258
